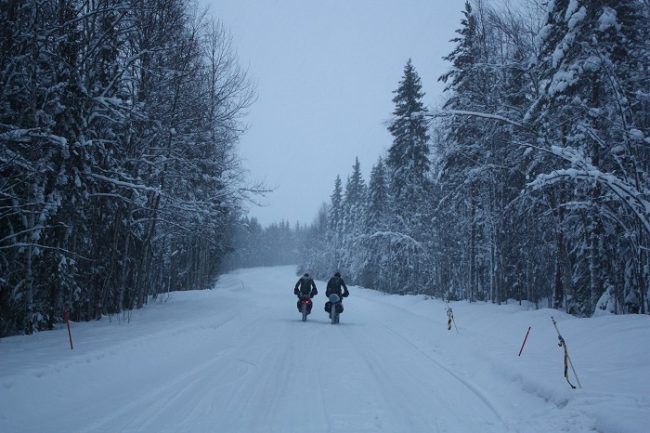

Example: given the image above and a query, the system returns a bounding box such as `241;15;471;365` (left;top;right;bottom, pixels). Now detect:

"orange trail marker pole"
64;308;74;350
518;326;531;357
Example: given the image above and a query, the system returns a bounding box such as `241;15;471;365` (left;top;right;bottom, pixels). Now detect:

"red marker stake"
64;309;74;350
518;326;531;357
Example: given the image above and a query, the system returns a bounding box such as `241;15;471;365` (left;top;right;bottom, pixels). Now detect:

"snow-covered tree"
387;59;431;227
0;0;255;336
365;158;389;233
298;0;649;317
525;0;650;314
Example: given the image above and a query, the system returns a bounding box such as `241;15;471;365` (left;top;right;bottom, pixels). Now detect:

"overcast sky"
203;0;469;227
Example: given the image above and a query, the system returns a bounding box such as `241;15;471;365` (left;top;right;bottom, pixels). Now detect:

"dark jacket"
326;276;349;298
294;276;317;297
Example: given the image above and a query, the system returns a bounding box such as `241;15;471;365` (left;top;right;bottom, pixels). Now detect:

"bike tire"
301;303;307;322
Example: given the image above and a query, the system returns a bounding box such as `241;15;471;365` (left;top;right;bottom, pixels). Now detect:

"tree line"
222;218;305;270
0;0;254;336
299;0;649;317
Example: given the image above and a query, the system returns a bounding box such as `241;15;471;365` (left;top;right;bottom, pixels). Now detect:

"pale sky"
202;0;469;226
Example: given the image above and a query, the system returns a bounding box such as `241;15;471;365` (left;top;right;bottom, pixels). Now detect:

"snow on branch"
367;230;425;251
87;173;161;194
0;128;68;146
528;146;650;236
429;109;525;129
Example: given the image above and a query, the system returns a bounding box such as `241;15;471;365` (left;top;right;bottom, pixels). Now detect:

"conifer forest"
296;1;650;317
1;0;649;337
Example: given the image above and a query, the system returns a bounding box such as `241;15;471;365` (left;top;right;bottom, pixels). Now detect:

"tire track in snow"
351;289;602;433
340;324;440;433
74;348;236;433
74;313;262;433
351;292;513;432
378;322;510;430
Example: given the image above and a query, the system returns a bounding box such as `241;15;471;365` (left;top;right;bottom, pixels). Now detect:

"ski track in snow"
1;266;648;433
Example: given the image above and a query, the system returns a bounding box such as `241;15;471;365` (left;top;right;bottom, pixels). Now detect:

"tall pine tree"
387;59;430;229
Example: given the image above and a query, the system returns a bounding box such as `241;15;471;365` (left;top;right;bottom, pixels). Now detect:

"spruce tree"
436;1;487;302
438;1;480;108
343;157;367;235
365;158;389;233
329;175;344;238
328;175;344;269
387;59;430;225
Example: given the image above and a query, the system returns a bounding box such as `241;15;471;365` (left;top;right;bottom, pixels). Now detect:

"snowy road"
1;266;648;433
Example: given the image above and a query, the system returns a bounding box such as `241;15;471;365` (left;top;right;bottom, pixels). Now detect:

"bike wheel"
301;304;307;322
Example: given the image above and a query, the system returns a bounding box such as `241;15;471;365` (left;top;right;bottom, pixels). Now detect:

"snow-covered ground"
1;266;648;433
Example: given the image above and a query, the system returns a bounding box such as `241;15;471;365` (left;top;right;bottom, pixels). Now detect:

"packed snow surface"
1;266;648;433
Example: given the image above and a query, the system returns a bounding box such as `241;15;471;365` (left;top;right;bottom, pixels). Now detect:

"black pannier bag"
324;301;343;314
